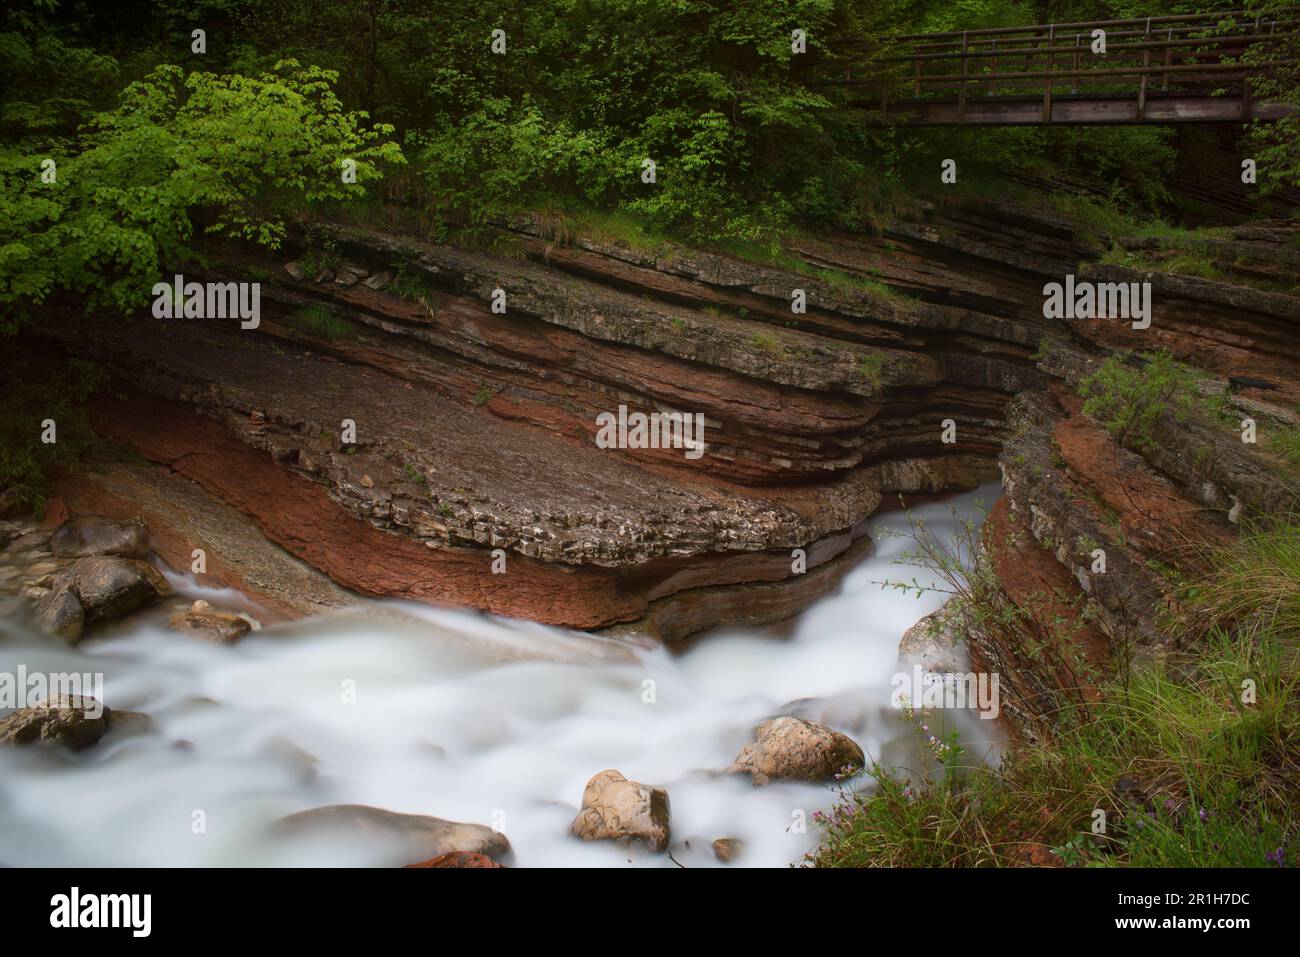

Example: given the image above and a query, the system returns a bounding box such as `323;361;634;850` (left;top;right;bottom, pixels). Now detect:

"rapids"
0;483;1004;867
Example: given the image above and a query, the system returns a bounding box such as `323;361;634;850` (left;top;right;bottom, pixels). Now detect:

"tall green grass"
287;304;355;341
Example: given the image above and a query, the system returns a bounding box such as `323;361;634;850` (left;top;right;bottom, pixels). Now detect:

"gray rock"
284;261;306;281
38;556;166;642
60;556;164;623
333;261;370;286
49;516;149;560
34;588;85;642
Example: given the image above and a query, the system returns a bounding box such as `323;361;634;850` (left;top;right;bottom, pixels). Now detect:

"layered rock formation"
36;195;1298;660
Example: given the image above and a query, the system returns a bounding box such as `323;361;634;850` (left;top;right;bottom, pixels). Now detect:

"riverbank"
811;515;1300;868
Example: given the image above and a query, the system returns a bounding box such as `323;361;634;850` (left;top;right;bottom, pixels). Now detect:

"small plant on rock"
1080;350;1196;454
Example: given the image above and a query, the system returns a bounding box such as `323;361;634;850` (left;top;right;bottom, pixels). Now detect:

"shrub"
1080;350;1197;454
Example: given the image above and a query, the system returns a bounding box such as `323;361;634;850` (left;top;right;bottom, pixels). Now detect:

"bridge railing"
831;8;1300;122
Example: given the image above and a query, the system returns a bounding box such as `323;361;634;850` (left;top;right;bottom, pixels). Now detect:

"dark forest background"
4;0;1297;326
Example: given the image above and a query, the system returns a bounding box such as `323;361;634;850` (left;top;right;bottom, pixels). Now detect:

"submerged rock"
274;804;510;864
106;710;154;739
49;516;150;560
406;851;504;868
712;837;744;862
168;600;252;645
569;769;671;852
898;601;967;674
728;716;864;786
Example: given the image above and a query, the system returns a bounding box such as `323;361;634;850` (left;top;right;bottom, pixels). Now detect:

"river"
0;482;1004;867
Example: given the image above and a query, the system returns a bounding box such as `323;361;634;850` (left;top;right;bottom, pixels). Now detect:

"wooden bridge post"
1162;28;1173;90
1072;34;1081;93
1137;18;1151;121
1042;24;1055;123
958;31;969;122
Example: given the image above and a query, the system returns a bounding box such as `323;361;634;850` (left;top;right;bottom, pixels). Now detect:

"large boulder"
0;695;112;751
48;516;149;560
36;556;166;643
569;769;671;853
728;716;865;786
168;600;252;645
274;805;510;864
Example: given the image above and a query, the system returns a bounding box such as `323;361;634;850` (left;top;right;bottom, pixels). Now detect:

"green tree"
0;59;403;329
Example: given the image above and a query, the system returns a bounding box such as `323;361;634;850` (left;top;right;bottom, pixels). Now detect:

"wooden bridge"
832;9;1299;125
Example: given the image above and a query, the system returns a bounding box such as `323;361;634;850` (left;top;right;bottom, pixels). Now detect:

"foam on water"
0;483;1004;867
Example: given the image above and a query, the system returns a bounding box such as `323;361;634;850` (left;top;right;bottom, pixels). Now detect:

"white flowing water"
0;483;1004;868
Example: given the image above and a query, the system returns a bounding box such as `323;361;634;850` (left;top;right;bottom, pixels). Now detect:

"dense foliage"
1;51;400;328
7;0;1292;320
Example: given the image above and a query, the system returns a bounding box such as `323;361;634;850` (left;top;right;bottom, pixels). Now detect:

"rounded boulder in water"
569;770;671;853
168;600;253;645
727;716;864;786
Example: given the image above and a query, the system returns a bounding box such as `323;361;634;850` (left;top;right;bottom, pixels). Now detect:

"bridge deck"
835;7;1299;126
884;91;1292;125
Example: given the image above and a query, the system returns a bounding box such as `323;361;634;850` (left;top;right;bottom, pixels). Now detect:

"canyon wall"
40;199;1298;667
